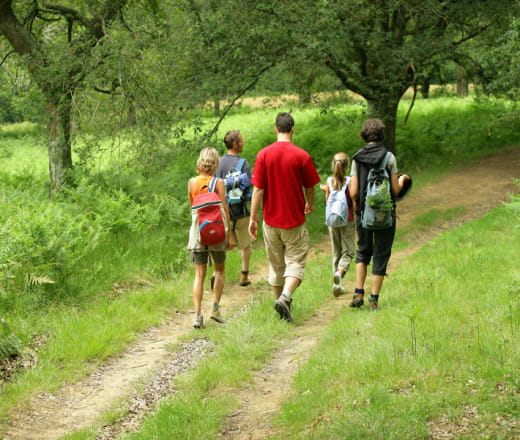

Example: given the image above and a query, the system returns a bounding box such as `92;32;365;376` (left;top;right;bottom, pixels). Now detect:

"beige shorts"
262;221;309;287
231;216;253;250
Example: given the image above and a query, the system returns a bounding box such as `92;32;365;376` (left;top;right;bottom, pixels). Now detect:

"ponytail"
331;153;350;191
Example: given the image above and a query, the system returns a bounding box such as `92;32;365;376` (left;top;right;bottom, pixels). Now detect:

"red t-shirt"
252;141;321;229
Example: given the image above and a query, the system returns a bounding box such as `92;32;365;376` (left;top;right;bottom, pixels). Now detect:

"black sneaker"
275;295;293;322
350;293;364;308
369;297;379;311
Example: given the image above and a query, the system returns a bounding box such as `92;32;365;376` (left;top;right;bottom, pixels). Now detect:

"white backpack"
325;176;350;227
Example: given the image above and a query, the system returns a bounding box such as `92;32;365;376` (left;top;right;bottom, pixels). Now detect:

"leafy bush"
0;319;21;361
395;97;520;170
1;96;520;312
0;171;189;309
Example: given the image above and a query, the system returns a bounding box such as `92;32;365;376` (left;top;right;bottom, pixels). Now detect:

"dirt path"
3;146;519;440
219;145;520;440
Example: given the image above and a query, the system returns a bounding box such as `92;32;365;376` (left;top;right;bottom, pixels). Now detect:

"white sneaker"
193;313;203;329
332;272;345;297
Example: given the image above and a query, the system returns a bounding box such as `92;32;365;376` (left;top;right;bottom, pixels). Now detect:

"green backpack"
361;152;393;230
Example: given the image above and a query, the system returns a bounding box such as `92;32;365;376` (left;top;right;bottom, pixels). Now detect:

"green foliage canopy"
269;0;518;149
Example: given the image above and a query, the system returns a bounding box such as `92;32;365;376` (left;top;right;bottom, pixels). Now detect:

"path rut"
3;146;519;440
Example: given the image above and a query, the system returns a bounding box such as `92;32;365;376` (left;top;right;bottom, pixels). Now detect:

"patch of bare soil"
2;146;519;440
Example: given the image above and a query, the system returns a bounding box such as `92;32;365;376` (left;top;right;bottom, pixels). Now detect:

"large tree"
0;0;164;191
287;0;516;151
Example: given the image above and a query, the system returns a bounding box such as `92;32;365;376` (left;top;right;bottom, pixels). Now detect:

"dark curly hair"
359;118;385;143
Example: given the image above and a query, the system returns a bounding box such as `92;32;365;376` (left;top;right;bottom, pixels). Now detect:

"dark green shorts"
190;250;226;265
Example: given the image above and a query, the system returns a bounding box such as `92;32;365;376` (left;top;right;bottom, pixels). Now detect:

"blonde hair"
331;152;350;190
196;147;220;174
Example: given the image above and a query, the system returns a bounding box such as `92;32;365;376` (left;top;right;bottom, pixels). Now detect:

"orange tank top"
191;176;214;200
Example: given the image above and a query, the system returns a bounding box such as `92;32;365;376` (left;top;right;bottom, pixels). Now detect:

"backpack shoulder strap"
380;151;391;170
236;158;246;172
208;177;218;193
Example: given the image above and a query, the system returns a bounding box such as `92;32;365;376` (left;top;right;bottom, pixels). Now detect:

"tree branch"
0;0;38;55
204;64;273;141
451;22;494;47
0;48;15;66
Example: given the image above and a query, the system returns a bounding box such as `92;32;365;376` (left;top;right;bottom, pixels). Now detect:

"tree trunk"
456;64;469;97
46;97;73;193
1;0;130;192
127;102;137;126
421;76;430;99
298;89;312;104
365;97;400;154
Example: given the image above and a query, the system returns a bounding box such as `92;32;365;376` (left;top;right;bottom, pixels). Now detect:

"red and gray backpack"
191;177;226;246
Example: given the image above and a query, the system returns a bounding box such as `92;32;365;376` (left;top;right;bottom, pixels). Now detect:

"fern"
0;319;22;360
26;273;56;288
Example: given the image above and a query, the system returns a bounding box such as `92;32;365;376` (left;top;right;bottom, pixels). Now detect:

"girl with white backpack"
322;152;355;297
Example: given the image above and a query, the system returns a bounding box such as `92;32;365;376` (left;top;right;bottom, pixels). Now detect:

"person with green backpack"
349;118;411;310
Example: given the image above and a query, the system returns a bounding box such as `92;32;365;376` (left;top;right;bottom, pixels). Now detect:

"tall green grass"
0;97;519;432
104;188;520;440
272;201;520;439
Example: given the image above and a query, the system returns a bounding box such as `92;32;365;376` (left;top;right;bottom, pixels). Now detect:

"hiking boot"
332;271;345;297
369;297;379;311
239;270;252;287
275;295;293;322
350;293;364;308
210;303;225;323
193;313;204;329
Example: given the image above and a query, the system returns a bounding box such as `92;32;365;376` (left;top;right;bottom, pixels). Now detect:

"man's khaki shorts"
262;221;309;286
232;216;253;250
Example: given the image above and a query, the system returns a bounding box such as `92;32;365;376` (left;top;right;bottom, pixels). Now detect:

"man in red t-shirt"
249;112;321;322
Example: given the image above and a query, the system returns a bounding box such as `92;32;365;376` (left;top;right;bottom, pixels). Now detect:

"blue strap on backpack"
236;158;245;173
208;176;217;192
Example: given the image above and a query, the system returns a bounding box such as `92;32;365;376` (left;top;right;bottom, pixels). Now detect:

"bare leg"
273;276;301;299
212;262;225;304
193;263;207;314
350;262;367;308
283;276;301;295
355;262;367;290
371;274;384;296
241;246;251;273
